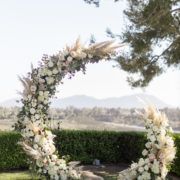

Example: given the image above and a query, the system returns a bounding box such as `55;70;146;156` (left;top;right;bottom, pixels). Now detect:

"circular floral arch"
16;39;176;180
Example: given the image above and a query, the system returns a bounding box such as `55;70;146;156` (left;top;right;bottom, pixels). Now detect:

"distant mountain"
0;94;169;108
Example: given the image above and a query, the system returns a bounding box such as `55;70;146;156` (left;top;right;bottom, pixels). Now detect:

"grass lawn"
0;171;116;180
0;171;45;180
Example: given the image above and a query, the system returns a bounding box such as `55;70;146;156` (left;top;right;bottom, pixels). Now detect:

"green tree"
85;0;180;87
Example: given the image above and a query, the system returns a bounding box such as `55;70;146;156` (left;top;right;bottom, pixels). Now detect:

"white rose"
33;144;39;149
44;91;49;97
46;77;55;85
51;155;58;161
30;108;36;114
31;101;37;107
39;91;43;96
34;135;41;143
70;51;77;58
144;165;149;171
149;154;155;162
44;100;49;105
36;159;43;167
151;160;159;174
138;158;145;166
145;142;151;149
59;54;65;61
142;172;151;179
153;126;159;132
67;56;73;62
52;68;59;74
149;135;156;142
35;114;40;120
39;78;45;84
47;70;53;76
27;95;32;100
38;95;44;102
48;61;54;68
142;149;148;156
144;158;150;164
138;167;144;173
131;163;138;169
137;175;143;180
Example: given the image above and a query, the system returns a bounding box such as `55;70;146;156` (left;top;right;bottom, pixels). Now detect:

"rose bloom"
148;154;156;162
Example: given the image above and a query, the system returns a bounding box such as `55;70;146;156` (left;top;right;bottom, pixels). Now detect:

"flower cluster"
17;39;118;179
118;106;176;180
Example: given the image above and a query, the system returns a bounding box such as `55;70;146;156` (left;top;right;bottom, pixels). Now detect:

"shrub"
0;131;27;170
0;130;179;176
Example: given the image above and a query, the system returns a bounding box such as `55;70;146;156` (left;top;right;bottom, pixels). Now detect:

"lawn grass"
0;171;45;180
0;171;117;180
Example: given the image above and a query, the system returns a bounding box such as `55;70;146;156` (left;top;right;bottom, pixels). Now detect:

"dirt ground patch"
80;164;180;180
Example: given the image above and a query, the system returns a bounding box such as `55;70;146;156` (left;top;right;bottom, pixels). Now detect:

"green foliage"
85;0;180;87
0;130;179;176
117;0;180;87
171;133;180;176
0;131;28;170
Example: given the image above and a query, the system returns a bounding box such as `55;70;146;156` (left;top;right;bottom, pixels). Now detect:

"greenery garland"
17;39;119;179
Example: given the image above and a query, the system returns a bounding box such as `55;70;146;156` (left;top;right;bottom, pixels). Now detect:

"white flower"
52;68;59;74
138;167;144;173
148;154;155;162
67;56;73;62
138;158;145;166
35;114;40;120
39;78;45;84
27;95;32;100
145;142;151;149
59;54;65;61
70;51;77;58
131;163;138;169
30;108;36;114
137;175;143;180
151;160;160;174
38;95;44;102
46;77;55;85
144;165;149;171
47;70;53;76
33;144;39;149
44;91;49;97
149;135;156;142
142;172;151;179
142;149;148;156
36;159;44;167
44;100;49;105
31;101;37;108
51;154;58;161
48;61;54;68
153;126;159;132
34;135;41;143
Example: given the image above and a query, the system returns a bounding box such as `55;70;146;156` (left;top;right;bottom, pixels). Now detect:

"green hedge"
0;131;28;170
0;130;179;176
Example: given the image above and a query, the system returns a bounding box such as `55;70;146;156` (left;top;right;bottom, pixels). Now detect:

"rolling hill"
0;93;169;108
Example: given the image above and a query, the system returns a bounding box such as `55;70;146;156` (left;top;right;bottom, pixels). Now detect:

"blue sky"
0;0;180;107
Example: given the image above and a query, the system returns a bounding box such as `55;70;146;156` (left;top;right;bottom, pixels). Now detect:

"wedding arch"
17;39;176;180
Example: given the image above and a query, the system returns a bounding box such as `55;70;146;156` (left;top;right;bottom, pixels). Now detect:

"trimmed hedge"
0;131;28;170
0;130;179;176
